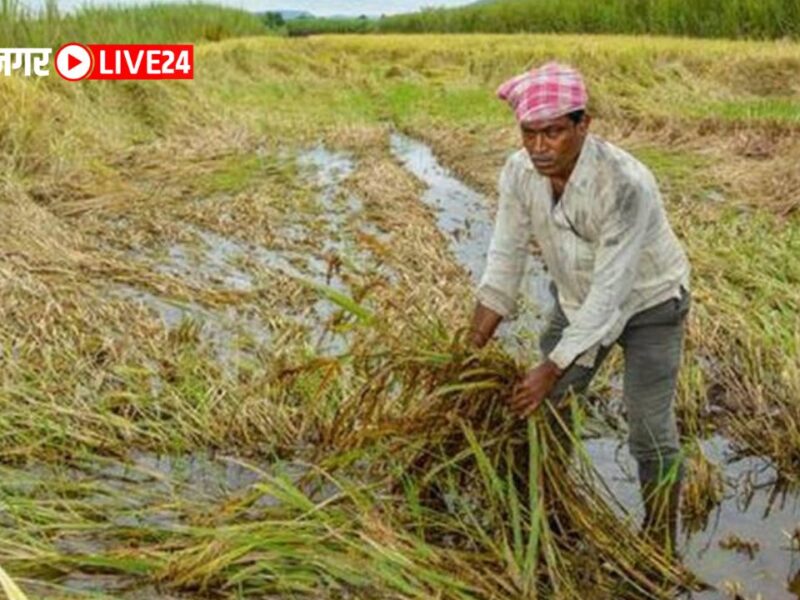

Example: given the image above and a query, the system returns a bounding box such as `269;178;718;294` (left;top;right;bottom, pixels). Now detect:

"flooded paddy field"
1;33;799;600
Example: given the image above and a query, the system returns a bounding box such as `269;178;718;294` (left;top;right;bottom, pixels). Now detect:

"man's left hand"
508;360;563;418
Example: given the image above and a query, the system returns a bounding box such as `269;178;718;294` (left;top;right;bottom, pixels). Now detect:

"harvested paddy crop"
0;27;798;599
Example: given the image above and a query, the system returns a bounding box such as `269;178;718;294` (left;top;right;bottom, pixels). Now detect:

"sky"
22;0;476;16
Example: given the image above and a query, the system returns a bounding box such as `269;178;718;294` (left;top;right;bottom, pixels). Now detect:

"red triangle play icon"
67;53;83;71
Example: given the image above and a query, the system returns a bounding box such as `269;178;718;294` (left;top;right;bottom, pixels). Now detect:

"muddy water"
45;452;335;599
93;451;328;513
589;435;800;599
683;438;800;600
391;134;800;599
117;145;388;359
297;145;398;282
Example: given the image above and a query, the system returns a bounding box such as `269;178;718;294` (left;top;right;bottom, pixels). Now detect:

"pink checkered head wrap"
496;62;588;125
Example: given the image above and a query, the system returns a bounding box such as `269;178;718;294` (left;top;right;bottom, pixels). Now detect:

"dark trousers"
540;284;691;483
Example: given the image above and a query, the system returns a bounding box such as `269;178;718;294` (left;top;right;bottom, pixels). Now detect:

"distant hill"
328;14;381;20
270;9;314;20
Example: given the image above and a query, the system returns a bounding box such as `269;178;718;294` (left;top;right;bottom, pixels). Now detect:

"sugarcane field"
1;1;799;598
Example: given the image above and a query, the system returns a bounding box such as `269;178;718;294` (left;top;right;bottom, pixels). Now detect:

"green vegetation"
287;15;376;37
0;0;268;47
288;0;800;40
699;98;800;122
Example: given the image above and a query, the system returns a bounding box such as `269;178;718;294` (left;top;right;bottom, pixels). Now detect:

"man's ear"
578;113;592;135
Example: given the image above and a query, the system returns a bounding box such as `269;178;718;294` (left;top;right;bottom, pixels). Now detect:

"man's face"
520;114;589;178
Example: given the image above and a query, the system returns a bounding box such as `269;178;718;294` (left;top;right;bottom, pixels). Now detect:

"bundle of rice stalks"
260;310;701;599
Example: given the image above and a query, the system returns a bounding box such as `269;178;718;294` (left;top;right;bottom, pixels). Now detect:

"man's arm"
474;155;532;338
469;303;503;349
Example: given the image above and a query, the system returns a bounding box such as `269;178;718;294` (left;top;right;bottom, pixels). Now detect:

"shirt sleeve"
476;157;531;317
547;180;652;370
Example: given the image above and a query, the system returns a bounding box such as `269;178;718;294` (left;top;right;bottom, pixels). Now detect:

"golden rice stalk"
0;565;29;600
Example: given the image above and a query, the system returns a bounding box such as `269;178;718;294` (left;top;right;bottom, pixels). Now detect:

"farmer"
468;62;691;556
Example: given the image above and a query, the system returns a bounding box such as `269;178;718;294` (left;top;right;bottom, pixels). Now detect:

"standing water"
390;133;553;359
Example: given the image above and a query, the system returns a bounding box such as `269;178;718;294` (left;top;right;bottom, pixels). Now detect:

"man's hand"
508;360;563;418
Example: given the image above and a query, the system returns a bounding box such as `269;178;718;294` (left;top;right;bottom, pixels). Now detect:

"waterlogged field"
1;33;799;599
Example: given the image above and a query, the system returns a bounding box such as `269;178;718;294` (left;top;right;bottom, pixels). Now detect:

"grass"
698;98;800;122
192;151;293;195
0;0;268;47
287;0;800;40
0;15;798;599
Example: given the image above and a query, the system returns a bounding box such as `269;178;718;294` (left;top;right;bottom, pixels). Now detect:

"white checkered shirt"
477;134;691;370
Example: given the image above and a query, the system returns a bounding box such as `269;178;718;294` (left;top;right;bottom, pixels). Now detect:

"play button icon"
55;43;93;81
